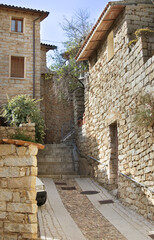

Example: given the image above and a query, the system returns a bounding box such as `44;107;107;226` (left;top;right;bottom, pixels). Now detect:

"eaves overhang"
0;3;49;21
41;43;57;52
75;2;125;62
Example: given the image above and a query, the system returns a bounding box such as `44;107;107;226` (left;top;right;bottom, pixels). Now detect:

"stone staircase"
37;143;79;178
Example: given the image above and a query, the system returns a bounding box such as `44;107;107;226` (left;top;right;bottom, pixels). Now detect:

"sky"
1;0;114;64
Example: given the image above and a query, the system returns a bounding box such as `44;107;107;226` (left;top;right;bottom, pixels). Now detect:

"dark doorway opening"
109;122;118;190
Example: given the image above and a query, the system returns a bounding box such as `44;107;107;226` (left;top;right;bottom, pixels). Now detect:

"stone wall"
0;123;35;141
40;74;74;143
77;3;154;220
0;8;41;110
73;88;93;175
0;144;38;239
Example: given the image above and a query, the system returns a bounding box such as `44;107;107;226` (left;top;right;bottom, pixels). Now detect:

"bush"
1;95;45;143
10;130;35;143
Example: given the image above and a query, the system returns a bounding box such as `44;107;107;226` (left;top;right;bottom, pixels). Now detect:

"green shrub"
10;130;35;142
128;28;154;47
1;95;45;143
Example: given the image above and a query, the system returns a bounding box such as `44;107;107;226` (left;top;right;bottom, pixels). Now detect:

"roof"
41;43;57;52
75;1;125;61
0;3;49;21
76;0;154;61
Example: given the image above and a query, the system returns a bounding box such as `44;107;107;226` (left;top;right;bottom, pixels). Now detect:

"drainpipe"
33;15;44;98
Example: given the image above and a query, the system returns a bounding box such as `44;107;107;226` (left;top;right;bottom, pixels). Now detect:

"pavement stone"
38;177;154;240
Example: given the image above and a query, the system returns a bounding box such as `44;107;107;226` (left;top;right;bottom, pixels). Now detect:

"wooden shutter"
11;56;24;78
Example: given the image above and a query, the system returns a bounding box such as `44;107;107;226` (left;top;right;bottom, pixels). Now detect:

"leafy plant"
128;28;154;47
134;93;154;128
1;95;45;143
10;130;35;142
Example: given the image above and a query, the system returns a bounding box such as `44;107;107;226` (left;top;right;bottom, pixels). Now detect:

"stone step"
38;158;73;163
38;174;80;179
38;143;78;177
38;148;73;156
38;162;75;175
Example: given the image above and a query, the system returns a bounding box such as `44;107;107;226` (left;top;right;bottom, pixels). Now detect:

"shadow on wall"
40;75;74;144
77;130;109;187
77;127;153;221
118;174;154;221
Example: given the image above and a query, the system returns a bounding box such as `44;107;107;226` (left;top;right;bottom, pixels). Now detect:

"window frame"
11;17;23;33
10;55;25;79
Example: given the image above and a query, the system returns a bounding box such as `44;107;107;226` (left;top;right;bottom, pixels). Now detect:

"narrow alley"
38;178;153;240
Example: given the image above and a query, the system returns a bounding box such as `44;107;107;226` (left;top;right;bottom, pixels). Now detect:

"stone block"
0;179;7;188
0;189;12;201
16;147;26;156
0;212;6;219
7;213;25;223
0;144;16;156
0;167;19;178
4;223;37;234
12;192;20;202
3;156;37;167
0;202;6;211
26;191;37;202
28;214;37;223
0;221;3;228
30;167;38;176
1;235;17;240
8;176;36;190
7;203;37;213
22;233;38;239
27;145;38;156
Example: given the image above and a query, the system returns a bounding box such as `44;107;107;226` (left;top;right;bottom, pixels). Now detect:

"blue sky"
1;0;111;49
1;0;117;65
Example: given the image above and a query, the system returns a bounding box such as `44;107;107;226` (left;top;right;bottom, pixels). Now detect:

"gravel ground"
55;178;126;240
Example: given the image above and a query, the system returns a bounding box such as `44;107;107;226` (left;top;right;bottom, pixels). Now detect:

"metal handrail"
72;143;78;172
75;144;154;193
87;155;107;167
119;172;154;193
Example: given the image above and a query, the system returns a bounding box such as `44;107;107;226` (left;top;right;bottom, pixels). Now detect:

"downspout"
33;15;44;98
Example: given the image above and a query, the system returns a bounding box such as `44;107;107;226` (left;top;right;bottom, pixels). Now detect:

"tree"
50;9;93;100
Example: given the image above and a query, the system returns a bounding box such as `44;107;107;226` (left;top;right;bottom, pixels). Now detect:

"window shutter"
11;56;24;78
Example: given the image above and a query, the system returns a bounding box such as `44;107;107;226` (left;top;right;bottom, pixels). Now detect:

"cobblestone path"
55;179;126;240
38;178;153;240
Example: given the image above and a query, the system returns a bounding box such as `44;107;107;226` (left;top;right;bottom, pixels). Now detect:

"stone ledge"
0;139;44;150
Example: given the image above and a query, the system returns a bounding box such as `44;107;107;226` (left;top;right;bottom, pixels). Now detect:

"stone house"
0;4;56;109
0;3;74;143
76;0;154;220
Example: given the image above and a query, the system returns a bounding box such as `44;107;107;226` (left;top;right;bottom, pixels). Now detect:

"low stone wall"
0;143;38;239
118;174;154;221
0;123;35;141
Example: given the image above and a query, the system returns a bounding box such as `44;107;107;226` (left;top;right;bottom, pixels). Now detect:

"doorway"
109;122;118;189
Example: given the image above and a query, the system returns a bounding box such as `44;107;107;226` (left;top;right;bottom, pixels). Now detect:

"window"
107;31;114;61
11;56;24;78
11;18;23;33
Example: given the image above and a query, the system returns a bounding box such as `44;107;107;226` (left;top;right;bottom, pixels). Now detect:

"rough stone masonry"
76;1;154;220
0;144;38;239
